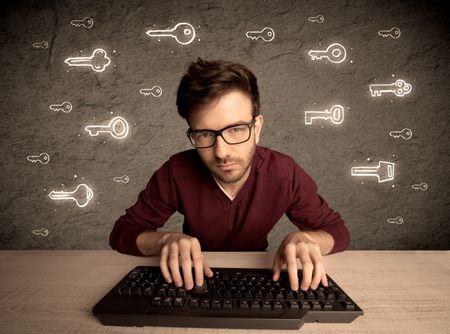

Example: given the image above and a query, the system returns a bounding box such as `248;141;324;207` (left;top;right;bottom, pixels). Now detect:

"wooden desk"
0;250;449;333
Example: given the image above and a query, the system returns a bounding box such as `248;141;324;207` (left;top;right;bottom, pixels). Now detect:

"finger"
190;239;204;286
298;250;313;291
159;244;172;283
284;244;299;291
272;253;283;281
178;239;194;289
202;255;214;277
310;251;324;290
168;242;183;287
321;272;329;287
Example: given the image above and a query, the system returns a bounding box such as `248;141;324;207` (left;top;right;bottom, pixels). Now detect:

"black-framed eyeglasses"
186;118;255;148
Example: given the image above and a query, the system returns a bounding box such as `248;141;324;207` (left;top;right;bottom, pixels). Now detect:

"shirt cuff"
116;226;149;256
318;222;350;254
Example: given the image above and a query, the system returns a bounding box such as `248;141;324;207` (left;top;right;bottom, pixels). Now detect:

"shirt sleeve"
109;160;177;256
285;163;350;254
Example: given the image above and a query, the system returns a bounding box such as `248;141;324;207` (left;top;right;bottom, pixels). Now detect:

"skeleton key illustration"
48;183;93;208
370;79;412;97
33;41;49;49
305;104;344;125
64;48;111;72
389;128;412;140
308;43;346;63
146;22;196;45
140;86;162;97
70;17;94;29
27;152;50;164
85;116;129;139
378;27;401;39
308;15;324;23
351;161;395;183
113;175;130;184
412;182;428;191
245;27;275;42
32;228;49;236
387;216;404;225
49;101;72;113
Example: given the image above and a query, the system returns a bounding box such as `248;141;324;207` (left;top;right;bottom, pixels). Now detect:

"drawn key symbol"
146;22;196;45
64;48;111;72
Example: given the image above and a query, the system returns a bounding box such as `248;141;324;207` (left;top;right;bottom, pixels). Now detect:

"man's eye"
229;126;246;132
195;132;212;139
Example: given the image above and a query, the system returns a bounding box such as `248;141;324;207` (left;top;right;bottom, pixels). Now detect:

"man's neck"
213;166;252;200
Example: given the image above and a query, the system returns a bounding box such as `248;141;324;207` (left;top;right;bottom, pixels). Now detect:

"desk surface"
0;250;449;334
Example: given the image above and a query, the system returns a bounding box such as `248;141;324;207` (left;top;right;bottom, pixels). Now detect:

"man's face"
188;90;263;185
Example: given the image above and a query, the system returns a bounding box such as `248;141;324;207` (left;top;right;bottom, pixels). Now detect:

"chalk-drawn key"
85;116;129;139
308;43;346;63
412;182;428;191
64;48;111;72
146;22;196;45
70;17;94;29
140;86;162;97
245;27;275;42
49;101;72;113
351;161;395;183
387;216;404;224
389;128;412;140
32;228;49;236
308;15;324;23
33;41;49;49
48;184;93;208
27;152;50;164
305;104;344;125
113;175;129;184
378;27;401;39
369;79;412;97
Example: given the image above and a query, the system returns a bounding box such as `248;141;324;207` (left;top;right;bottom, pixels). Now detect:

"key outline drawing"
49;101;73;113
369;79;412;97
305;104;345;125
113;175;130;184
27;152;50;164
33;41;49;49
378;27;401;39
308;15;325;23
70;17;94;29
308;43;347;64
32;228;49;236
245;27;275;42
389;128;412;140
48;183;94;208
351;161;395;183
412;182;428;191
387;216;404;224
85;116;129;139
64;48;111;73
146;22;196;45
140;86;163;97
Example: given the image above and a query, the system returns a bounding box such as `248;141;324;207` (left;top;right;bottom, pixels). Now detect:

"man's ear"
254;115;264;144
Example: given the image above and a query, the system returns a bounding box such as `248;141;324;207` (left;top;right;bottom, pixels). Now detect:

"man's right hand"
159;233;214;290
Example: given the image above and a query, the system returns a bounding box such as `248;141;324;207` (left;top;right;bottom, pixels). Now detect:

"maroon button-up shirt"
110;146;350;255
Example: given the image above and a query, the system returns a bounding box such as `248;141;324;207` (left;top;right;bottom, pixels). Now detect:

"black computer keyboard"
93;266;363;329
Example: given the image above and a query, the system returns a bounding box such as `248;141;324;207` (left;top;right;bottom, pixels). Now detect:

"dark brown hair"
176;58;260;122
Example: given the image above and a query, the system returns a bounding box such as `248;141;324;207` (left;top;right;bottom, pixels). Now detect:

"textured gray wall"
0;0;449;251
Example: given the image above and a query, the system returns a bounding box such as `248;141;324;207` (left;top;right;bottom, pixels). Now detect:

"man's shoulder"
255;146;298;180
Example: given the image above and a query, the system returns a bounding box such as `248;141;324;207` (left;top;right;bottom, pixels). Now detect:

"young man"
110;58;350;292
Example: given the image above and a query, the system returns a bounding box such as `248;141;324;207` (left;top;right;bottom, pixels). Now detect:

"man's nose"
213;135;229;159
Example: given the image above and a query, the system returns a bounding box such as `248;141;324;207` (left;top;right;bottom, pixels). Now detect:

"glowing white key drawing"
378;27;401;39
305;104;344;125
389;128;412;140
140;86;162;97
369;79;412;97
85;116;129;139
351;161;395;183
113;175;129;183
308;15;324;23
49;101;72;113
412;182;428;191
33;41;48;49
308;43;346;64
64;48;111;72
387;216;403;225
71;17;94;29
245;27;275;42
48;183;93;208
32;228;49;236
146;22;196;45
27;152;50;164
